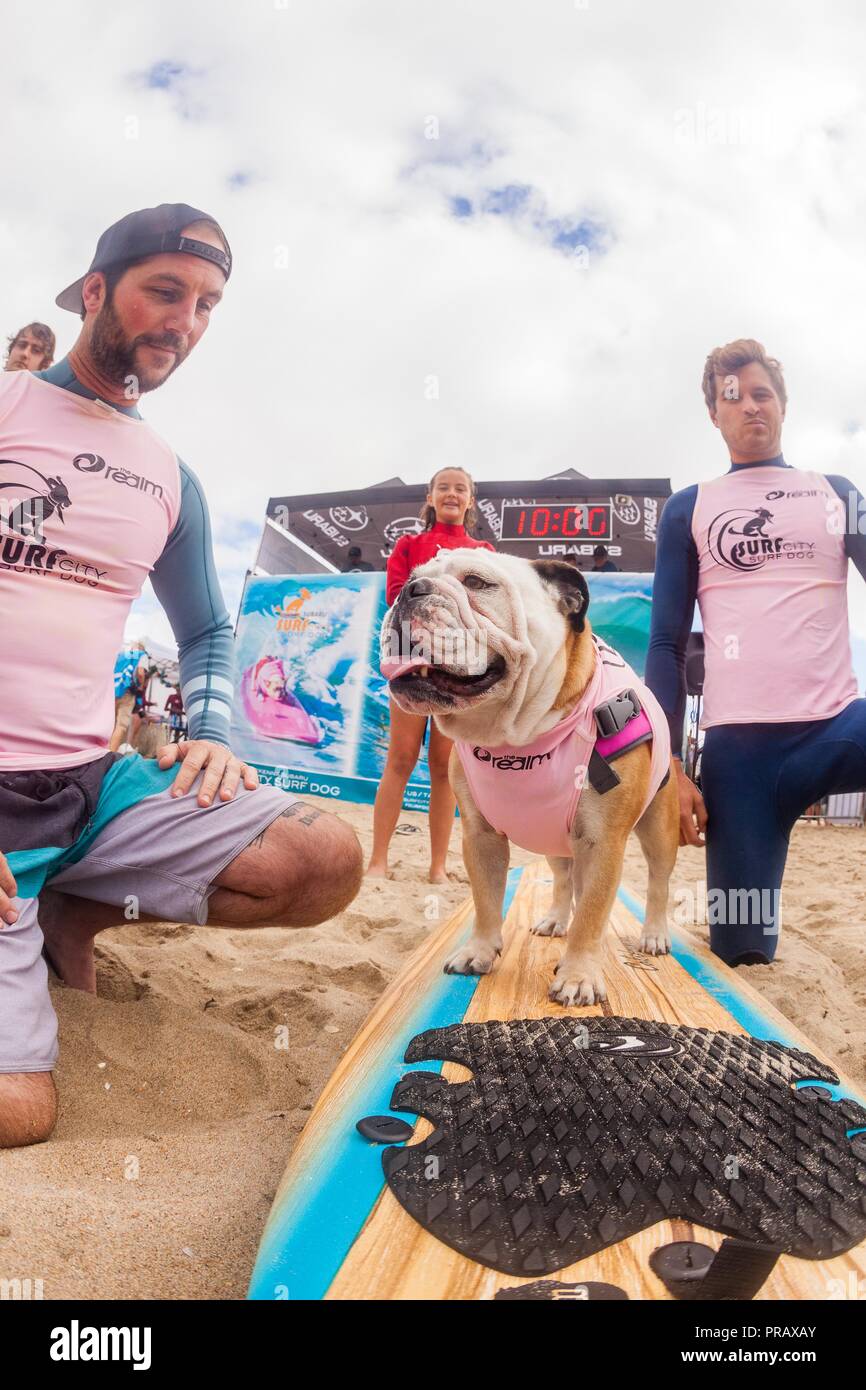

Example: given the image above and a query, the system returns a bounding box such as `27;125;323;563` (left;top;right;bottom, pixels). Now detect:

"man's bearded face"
89;290;189;395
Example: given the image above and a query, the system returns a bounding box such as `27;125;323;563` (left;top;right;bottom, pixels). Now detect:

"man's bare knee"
288;817;364;927
0;1072;57;1149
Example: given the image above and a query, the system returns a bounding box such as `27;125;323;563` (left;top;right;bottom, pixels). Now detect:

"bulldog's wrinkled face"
379;549;590;718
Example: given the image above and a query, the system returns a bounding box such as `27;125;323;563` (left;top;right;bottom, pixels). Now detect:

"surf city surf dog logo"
707;505;815;571
271;588;329;632
0;457;108;586
273;588;313;631
0;460;71;541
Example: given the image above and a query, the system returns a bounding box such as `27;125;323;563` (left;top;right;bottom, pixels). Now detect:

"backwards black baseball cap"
56;202;232;314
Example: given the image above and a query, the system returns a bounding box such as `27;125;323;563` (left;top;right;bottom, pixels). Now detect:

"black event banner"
261;477;671;575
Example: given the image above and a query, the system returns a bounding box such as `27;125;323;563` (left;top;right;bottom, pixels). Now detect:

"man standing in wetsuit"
0;204;362;1149
646;338;866;966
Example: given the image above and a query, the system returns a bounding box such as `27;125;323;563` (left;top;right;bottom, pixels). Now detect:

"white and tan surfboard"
248;860;866;1301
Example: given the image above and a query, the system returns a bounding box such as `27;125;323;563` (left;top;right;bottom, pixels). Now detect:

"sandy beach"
0;798;863;1300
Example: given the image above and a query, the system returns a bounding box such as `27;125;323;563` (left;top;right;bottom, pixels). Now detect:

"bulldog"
380;549;679;1006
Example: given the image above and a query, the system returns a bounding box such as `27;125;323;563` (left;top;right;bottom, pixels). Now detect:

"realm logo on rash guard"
707;506;815;572
72;452;164;499
471;746;554;771
0;460;72;542
765;488;821;501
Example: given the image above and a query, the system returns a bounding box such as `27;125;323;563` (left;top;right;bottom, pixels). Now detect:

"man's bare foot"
37;889;103;994
428;867;449;884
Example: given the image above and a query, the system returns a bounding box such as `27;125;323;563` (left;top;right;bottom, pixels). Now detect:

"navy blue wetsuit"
646;456;866;966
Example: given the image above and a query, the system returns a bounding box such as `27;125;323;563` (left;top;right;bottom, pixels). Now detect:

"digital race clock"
500;501;612;542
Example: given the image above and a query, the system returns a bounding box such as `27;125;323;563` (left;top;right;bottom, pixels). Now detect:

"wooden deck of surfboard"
254;861;866;1301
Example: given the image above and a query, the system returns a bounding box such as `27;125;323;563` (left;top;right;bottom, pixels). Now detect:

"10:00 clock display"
500;502;612;541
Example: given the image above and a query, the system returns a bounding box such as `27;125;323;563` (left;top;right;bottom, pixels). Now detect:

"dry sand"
0;799;862;1299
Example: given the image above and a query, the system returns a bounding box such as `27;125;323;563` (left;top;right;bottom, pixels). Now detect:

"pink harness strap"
595;706;652;759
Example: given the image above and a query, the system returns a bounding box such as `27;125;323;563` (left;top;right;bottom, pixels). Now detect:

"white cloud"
2;0;865;655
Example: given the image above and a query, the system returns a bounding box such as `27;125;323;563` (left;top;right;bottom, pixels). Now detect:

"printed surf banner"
230;571;655;810
230;571;431;809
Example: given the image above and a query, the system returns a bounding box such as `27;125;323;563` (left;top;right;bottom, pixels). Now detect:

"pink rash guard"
453;637;671;858
0;372;181;770
691;467;857;728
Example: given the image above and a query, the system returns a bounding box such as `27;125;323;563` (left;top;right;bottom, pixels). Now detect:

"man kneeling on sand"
0;204;363;1150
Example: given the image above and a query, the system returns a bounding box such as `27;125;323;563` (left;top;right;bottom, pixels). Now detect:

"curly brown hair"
419;466;480;532
701;338;787;413
5;322;55;368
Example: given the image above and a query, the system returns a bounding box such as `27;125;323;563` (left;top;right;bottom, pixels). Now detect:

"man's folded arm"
644;485;699;761
149;459;235;746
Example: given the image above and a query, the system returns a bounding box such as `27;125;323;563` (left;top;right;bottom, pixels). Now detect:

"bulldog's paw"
531;913;568;938
639;929;672;956
444;940;501;976
548;957;607;1007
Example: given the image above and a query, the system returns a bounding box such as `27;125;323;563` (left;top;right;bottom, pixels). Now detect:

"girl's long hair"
419;466;480;533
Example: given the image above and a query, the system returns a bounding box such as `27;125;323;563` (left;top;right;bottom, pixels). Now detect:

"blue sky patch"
449;180;609;259
549;217;606;252
144;60;189;90
215;517;262;546
482;183;531;216
135;59;207;121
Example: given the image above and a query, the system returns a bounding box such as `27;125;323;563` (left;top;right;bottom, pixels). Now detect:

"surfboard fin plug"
649;1238;782;1301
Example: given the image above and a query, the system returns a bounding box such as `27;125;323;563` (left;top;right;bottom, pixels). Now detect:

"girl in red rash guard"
366;466;495;882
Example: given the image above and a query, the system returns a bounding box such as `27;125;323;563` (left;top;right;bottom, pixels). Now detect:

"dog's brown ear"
530;560;590;633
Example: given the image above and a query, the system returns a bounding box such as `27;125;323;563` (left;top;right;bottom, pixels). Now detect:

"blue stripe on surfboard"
616;885;866;1110
249;872;866;1300
247;865;526;1301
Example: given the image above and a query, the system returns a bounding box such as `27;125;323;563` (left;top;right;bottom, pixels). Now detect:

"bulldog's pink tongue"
380;654;429;681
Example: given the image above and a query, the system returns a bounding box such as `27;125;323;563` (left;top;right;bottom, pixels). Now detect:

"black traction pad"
382;1017;866;1277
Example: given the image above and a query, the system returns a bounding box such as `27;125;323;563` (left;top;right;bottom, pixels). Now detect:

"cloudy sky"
5;0;866;673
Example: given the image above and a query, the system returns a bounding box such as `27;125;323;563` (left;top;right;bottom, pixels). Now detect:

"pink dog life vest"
453;637;671;858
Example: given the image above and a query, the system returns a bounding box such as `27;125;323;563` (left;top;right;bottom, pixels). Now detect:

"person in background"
164;684;186;743
341;544;374;573
591;543;619;572
4;322;56;372
109;643;149;754
366;466;495;882
130;665;156;747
